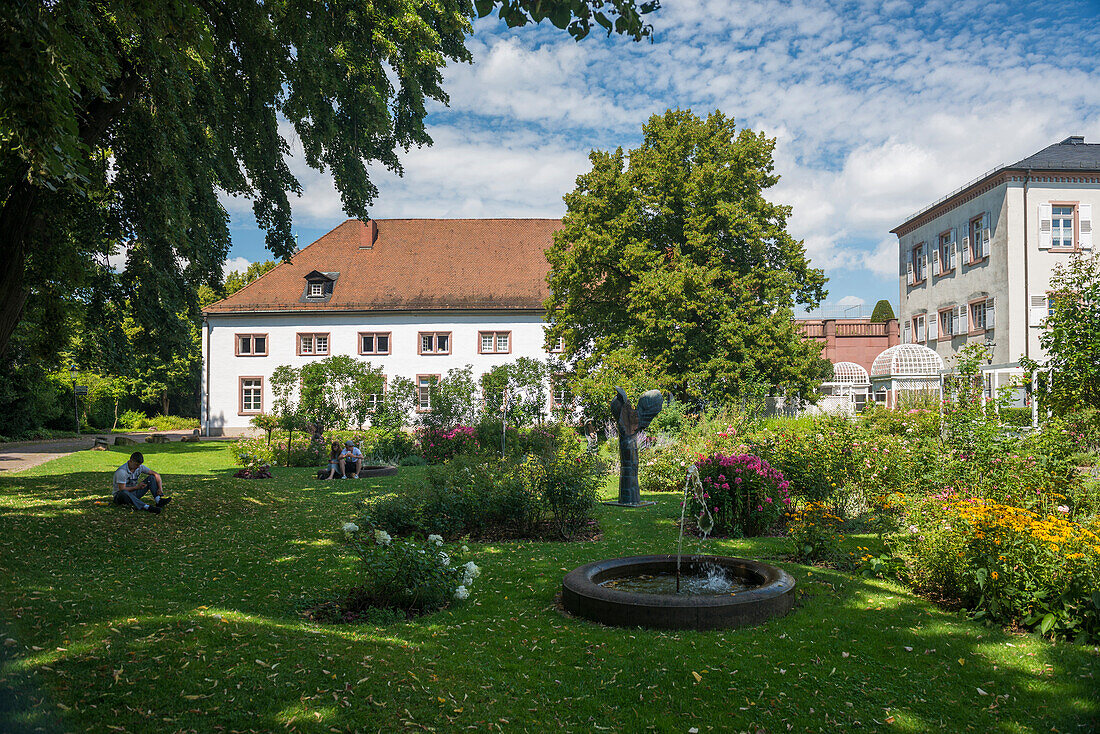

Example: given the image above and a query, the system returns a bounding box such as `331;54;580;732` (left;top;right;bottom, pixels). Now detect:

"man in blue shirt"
111;452;171;514
339;440;363;479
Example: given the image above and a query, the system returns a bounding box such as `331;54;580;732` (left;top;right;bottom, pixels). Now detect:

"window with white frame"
1052;205;1075;249
417;375;439;411
307;281;325;298
479;331;511;354
240;378;263;414
298;333;329;356
359;332;390;355
550;335;565;353
236;333;268;356
419;332;450;355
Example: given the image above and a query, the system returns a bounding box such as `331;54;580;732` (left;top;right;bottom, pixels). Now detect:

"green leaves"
546;109;828;410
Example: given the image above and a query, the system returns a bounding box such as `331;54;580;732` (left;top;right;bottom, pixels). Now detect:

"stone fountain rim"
562;554;796;611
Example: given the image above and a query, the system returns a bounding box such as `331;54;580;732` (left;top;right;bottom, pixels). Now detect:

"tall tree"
224;260;279;297
0;0;657;357
1023;254;1100;413
545;109;829;405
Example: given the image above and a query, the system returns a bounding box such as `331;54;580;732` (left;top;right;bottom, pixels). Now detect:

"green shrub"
399;454;427;467
365;429;601;540
640;442;691;493
893;496;1100;642
230;437;275;471
692;453;791;537
788;501;845;562
999;406;1033;427
117;410;146;430
341;522;481;616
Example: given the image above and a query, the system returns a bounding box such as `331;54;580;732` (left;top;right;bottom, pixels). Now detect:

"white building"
201;219;565;435
892;136;1099;369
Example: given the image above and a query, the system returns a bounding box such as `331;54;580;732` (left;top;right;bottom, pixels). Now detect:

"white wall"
202;310;558;435
898;183;1011;366
898;175;1100;367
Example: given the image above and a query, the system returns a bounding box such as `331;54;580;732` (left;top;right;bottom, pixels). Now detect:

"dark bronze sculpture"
608;387;663;506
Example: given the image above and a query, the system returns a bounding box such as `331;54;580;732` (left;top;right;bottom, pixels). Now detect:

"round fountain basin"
562;555;796;630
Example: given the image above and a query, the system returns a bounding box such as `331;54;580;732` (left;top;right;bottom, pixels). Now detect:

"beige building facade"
893;136;1100;368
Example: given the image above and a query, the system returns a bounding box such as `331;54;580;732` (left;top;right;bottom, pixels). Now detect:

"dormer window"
302;270;338;302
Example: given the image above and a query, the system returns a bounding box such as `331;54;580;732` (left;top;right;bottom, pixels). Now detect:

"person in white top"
111;451;171;514
338;440;364;479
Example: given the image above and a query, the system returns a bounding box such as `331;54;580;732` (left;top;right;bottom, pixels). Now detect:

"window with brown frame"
359;332;391;356
235;333;268;356
938;309;955;339
239;377;263;415
937;231;955;274
969;215;985;261
478;331;511;354
416;375;439;412
911;243;925;282
298;333;330;356
547;334;565;353
419;332;451;355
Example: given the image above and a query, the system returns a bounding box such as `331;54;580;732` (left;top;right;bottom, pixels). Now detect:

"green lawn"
1;444;1097;733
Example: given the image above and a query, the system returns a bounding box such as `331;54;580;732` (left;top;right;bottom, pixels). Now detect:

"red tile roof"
204;219;563;314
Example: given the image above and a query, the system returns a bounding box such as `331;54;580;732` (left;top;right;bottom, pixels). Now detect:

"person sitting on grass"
112;451;171;514
339;440;363;479
322;441;341;480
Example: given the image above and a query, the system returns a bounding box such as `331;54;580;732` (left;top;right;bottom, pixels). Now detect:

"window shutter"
927;313;938;340
981;213;991;258
917;315;927;342
957;305;968;334
922;253;928;279
931;249;940;276
949;228;957;269
906;249;914;284
1080;204;1093;250
1029;294;1048;326
952;308;959;335
961;236;971;264
986;297;996;329
1039;203;1052;249
903;321;911;343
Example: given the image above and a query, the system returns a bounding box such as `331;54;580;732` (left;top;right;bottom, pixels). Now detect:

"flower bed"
692;453;791;537
896;497;1100;641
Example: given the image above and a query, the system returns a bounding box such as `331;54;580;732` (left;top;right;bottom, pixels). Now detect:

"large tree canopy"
545;109;829;406
0;0;656;357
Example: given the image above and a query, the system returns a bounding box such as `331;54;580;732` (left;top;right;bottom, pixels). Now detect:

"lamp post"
70;363;79;434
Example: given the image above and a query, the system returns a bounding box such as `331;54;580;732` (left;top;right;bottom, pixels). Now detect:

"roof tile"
204;219;562;314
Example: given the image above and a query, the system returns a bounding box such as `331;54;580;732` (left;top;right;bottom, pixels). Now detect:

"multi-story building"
201;218;564;435
892;135;1099;369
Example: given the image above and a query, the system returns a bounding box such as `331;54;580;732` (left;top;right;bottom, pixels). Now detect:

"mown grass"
0;443;1097;733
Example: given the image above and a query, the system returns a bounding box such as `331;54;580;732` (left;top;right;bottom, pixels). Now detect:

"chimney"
1061;135;1085;145
360;219;378;249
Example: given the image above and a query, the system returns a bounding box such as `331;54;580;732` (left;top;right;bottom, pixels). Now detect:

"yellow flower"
990;571;998;580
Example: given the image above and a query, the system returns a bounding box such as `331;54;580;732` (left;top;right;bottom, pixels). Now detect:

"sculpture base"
601;500;656;508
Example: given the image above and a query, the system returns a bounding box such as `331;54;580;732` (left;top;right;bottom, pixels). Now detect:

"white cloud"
225;256;252;275
836;295;866;306
222;0;1100;305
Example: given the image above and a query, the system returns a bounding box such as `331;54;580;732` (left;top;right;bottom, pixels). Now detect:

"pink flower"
765;497;773;503
756;505;763;511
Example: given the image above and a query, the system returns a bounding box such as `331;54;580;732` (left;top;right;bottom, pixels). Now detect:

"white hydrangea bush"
340;521;481;615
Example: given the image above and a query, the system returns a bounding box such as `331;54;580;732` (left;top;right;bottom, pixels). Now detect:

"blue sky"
221;0;1100;316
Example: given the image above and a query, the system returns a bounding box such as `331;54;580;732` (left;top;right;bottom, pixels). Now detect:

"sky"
221;0;1100;317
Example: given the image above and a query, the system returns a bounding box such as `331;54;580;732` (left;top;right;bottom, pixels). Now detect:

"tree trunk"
112;398;119;430
0;180;36;356
162;390;169;416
